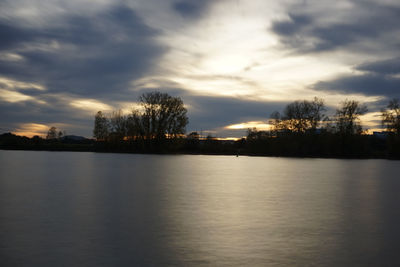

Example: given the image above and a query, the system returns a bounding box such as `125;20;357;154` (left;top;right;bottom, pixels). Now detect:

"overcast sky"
1;0;399;138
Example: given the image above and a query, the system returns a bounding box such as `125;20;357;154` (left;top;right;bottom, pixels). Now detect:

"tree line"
246;97;400;158
264;98;370;136
252;97;400;136
89;91;399;158
93;93;400;142
92;92;188;151
1;91;399;158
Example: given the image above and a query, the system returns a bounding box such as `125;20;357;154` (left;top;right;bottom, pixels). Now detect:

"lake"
0;150;399;266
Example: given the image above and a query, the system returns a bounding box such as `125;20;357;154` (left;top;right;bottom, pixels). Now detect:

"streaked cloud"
0;89;35;103
0;76;46;103
356;57;400;75
0;77;45;91
0;0;399;137
0;53;24;62
13;122;73;137
225;121;271;131
271;1;400;54
70;99;113;113
314;74;400;97
172;0;213;18
13;123;50;137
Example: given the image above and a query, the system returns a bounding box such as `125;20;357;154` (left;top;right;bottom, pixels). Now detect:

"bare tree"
93;92;188;141
93;111;109;140
46;126;58;139
109;110;127;141
270;97;326;133
137;92;188;139
126;109;143;140
382;98;400;134
335;100;367;135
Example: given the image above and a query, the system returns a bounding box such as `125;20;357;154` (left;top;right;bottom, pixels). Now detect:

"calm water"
0;151;400;266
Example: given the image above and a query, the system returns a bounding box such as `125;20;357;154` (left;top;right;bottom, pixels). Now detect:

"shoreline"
1;147;397;160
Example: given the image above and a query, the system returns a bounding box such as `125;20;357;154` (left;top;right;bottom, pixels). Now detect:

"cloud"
0;77;46;103
1;0;399;137
0;89;36;103
225;121;271;130
0;52;24;62
356;57;400;75
13;123;52;137
0;77;45;91
314;54;400;99
70;99;113;113
0;22;35;50
271;1;400;54
183;94;287;132
314;74;400;98
0;96;94;136
0;3;170;136
0;5;166;98
172;0;212;18
271;13;312;36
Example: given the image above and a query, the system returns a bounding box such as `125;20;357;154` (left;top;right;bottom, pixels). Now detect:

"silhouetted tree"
270;97;326;134
57;130;65;139
93;111;109;140
137;92;188;140
126;110;143;140
46;126;57;139
109;110;127;141
246;128;270;140
93;91;188;145
334;100;367;135
382;98;400;134
381;99;400;158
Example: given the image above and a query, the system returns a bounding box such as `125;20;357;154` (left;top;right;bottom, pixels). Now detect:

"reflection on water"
0;151;400;266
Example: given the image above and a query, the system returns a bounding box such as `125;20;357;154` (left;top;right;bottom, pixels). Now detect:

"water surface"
1;151;399;266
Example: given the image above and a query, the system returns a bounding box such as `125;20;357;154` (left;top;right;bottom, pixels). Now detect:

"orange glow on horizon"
225;121;272;131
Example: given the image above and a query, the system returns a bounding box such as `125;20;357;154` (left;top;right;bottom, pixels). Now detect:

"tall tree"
92;92;188;141
109;110;126;141
138;92;188;139
126;110;143;140
335;100;367;135
46;126;58;139
382;98;400;135
93;111;109;140
270;97;326;133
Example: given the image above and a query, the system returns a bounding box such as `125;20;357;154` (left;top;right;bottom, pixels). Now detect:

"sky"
1;0;399;138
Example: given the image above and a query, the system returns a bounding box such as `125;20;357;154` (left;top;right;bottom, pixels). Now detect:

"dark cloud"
271;13;311;36
271;3;400;53
112;86;286;132
312;54;400;107
0;5;166;98
183;95;287;132
0;4;170;136
0;97;92;135
0;86;289;136
356;57;400;75
314;74;400;97
0;23;35;50
172;0;212;18
2;1;399;137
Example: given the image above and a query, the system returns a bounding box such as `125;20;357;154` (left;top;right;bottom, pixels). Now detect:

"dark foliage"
93;92;188;143
0;133;94;151
1;97;399;159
